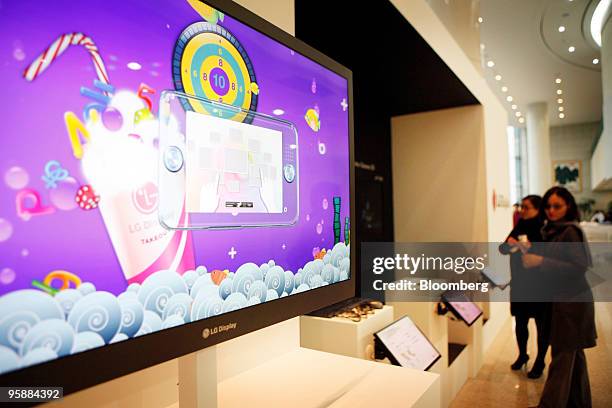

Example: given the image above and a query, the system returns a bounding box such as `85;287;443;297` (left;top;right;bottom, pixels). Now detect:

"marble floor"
450;302;612;408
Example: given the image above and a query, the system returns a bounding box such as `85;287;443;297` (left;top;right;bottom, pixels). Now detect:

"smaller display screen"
185;112;284;214
442;291;483;326
375;316;441;371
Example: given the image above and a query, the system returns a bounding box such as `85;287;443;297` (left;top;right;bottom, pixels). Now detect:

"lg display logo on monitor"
202;323;238;339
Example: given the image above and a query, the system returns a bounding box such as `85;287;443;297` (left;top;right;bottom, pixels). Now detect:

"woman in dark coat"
522;186;596;408
499;195;549;378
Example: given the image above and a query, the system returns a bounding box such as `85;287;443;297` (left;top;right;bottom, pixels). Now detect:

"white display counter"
300;305;394;359
49;314;440;407
218;347;439;408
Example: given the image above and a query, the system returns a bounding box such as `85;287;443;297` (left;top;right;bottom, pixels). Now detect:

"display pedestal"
178;346;218;408
49;314;440;407
447;314;483;378
218;347;440;407
300;305;394;359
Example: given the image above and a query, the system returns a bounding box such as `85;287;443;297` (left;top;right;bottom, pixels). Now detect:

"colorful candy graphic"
43;270;82;291
304;108;320;132
134;108;153;125
80;79;115;121
15;189;55;220
42;160;69;189
344;217;350;245
136;83;155;111
31;280;58;296
75;185;100;210
23;33;109;86
333;196;341;245
64;111;92;160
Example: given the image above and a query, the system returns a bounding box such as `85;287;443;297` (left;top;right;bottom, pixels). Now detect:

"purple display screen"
0;0;350;375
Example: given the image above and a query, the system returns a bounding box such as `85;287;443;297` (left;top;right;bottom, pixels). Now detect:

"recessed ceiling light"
568;46;576;53
478;17;484;23
555;78;562;84
557;89;563;95
511;104;517;110
593;58;600;64
559;106;564;112
557;98;564;103
506;96;513;102
480;43;485;50
495;74;502;81
515;112;521;117
558;25;566;32
518;117;525;124
559;113;565;119
487;60;495;68
501;86;508;92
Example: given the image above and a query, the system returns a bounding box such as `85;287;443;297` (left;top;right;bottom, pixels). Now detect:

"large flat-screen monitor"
0;0;354;394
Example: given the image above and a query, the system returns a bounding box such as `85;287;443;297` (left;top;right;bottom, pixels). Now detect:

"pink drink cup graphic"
98;181;195;284
81;91;195;284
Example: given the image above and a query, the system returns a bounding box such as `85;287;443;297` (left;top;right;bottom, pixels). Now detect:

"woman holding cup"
499;195;549;378
522;186;596;407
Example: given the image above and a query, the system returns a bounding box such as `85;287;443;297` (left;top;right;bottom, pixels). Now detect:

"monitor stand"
178;346;218;408
177;316;301;407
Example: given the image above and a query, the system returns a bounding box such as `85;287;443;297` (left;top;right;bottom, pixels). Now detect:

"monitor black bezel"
0;0;356;397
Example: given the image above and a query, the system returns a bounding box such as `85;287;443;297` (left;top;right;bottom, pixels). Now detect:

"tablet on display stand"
374;315;441;371
441;291;483;326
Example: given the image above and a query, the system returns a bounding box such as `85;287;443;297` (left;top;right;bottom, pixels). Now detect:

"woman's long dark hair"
523;195;542;211
522;194;543;222
540;186;580;222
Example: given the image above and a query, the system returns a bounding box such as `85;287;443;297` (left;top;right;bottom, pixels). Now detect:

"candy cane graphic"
23;33;109;85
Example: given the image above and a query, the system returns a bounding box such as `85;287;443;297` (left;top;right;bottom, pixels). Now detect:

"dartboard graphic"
173;22;258;123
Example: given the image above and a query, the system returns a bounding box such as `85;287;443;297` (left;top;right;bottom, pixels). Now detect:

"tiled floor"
450;302;612;408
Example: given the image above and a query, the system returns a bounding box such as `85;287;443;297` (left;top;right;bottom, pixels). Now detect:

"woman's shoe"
511;354;529;370
527;361;545;379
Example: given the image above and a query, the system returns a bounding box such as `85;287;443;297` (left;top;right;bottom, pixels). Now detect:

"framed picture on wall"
553;160;582;192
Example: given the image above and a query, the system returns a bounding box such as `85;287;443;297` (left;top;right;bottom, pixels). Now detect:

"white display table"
48;315;440;408
219;347;439;408
300;305;394;359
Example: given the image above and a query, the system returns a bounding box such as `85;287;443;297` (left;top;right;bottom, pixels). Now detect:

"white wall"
392;105;488;242
389;0;512;242
233;0;294;35
425;0;482;72
388;3;511;390
592;10;612;190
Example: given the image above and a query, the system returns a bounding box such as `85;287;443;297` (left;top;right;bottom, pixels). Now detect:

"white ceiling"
480;0;603;127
